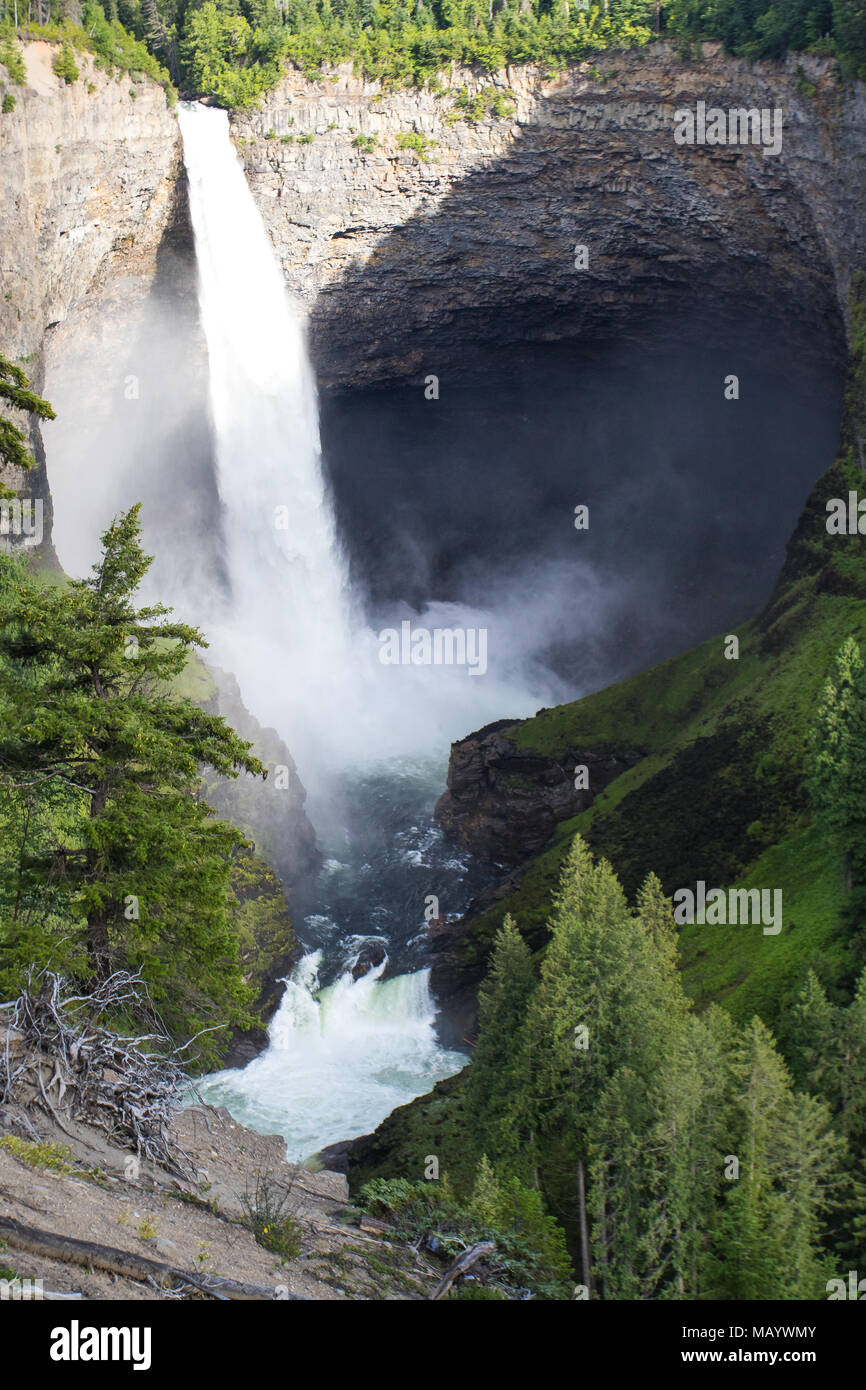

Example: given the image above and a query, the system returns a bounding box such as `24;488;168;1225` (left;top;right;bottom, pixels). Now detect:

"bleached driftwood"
0;969;202;1177
430;1240;496;1300
0;1215;304;1301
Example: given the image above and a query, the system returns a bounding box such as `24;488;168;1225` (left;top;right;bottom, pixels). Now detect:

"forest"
1;0;865;109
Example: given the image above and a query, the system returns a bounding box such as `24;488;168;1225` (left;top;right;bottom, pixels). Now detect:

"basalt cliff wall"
232;43;865;391
0;43;180;544
4;42;865;529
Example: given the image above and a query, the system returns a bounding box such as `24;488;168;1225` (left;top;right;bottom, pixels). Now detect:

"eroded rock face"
204;666;320;888
434;718;640;864
0;42;180;535
231;44;864;391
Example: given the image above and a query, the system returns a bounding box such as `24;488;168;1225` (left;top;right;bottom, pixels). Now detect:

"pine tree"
789;968;866;1261
711;1016;842;1299
808;637;866;935
0;354;55;500
527;838;692;1294
464;913;536;1177
0;506;264;1059
650;1005;737;1299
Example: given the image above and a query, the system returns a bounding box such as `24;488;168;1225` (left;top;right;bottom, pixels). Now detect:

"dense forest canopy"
1;0;864;108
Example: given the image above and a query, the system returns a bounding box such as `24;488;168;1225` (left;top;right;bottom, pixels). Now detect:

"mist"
44;118;843;808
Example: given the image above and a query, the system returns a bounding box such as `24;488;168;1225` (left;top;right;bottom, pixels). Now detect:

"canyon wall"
232;43;865;390
0;42;180;541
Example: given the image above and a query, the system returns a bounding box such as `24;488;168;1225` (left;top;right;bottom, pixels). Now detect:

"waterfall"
176;103;558;1158
197;951;468;1161
179;100;553;791
178;102;360;782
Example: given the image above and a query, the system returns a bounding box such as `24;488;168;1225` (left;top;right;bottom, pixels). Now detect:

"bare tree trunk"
577;1158;592;1294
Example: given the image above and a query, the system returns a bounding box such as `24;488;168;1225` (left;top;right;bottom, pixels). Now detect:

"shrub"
0;1136;74;1174
53;41;80;85
396;130;437;159
239;1171;302;1260
0;26;26;85
356;1162;572;1299
352;133;377;152
1;93;15;114
445;86;516;125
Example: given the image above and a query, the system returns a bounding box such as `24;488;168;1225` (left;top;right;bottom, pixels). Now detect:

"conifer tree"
649;1004;737;1299
465;913;536;1177
0;354;55;499
0;506;264;1058
808;637;866;946
790;968;866;1260
527;839;690;1293
711;1016;842;1299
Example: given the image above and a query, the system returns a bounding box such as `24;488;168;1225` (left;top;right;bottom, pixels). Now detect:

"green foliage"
0;1135;75;1173
445;84;516;123
53;39;81;82
665;0;865;75
465;915;535;1176
8;0;866;108
180;0;280;109
369;837;852;1297
2;92;16;111
356;1162;572;1299
0;355;56;500
0;504;265;1063
352;132;377;151
0;24;26;84
10;6;174;100
239;1170;302;1259
808;636;866;956
395;130;436;158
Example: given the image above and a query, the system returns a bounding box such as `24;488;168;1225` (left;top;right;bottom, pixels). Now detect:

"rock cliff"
0;41;180;543
434;716;641;864
231;44;864;390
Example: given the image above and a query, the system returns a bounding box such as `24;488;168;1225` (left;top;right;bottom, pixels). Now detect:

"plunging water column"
179;103;474;1158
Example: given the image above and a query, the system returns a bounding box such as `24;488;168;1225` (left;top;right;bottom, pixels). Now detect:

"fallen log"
0;1215;306;1301
430;1240;496;1301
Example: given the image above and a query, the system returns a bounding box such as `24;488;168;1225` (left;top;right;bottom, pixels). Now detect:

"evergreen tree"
789;968;866;1260
711;1016;842;1299
649;1005;737;1298
465;913;536;1176
0;355;55;500
527;838;693;1294
0;506;263;1059
808;636;866;958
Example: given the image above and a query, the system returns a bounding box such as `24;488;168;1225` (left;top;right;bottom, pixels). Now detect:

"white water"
197;951;467;1161
177;102;559;791
179;103;492;1156
53;103;568;1161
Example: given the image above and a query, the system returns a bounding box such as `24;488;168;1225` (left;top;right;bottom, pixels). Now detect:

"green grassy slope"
346;276;866;1191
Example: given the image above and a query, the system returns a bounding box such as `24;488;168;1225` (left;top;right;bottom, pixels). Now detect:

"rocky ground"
0;1097;440;1301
